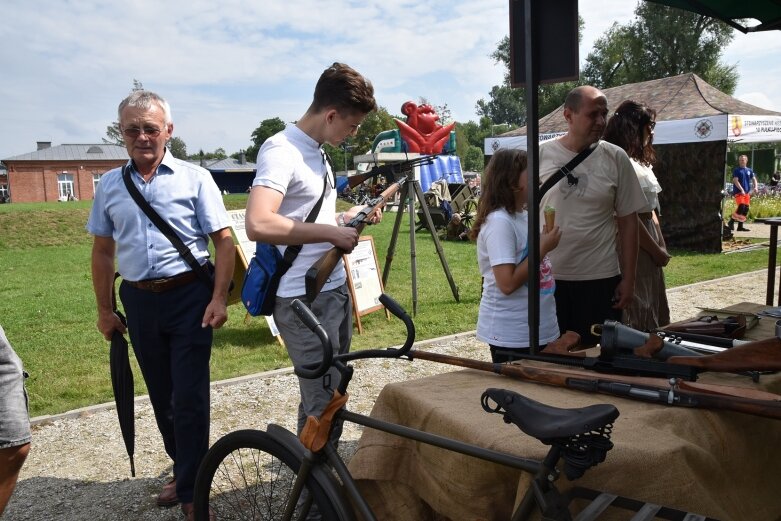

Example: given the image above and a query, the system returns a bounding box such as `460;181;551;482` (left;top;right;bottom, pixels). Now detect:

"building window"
58;173;75;201
0;184;8;203
93;173;102;193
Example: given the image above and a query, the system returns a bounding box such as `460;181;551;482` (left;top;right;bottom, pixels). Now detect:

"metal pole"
524;0;541;353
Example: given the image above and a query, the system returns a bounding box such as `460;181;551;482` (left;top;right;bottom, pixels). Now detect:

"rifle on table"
304;177;410;301
408;350;781;420
503;321;781;381
345;153;438;189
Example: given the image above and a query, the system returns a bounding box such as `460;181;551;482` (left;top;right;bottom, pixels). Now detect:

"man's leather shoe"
738;226;750;232
181;502;216;521
157;478;178;507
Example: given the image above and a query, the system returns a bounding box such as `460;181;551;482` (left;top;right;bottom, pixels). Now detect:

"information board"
227;210;280;339
343;236;388;333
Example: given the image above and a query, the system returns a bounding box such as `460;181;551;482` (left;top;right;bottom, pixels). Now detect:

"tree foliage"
246;117;286;162
190;148;228;161
582;3;737;93
167;136;188;159
476;19;583;127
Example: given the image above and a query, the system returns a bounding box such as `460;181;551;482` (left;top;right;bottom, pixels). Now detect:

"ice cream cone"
544;206;555;229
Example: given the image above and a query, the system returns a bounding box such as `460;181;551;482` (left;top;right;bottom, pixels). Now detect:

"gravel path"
5;267;777;521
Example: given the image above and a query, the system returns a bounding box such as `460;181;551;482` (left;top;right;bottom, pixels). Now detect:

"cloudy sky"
1;0;779;159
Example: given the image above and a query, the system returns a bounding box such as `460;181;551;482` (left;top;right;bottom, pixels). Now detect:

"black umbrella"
110;310;135;477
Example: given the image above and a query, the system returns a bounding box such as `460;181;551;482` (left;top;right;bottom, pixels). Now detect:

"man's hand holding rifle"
305;154;437;301
305;176;408;301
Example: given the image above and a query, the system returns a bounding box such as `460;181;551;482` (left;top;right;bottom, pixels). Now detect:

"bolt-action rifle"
304;175;412;301
500;321;781;381
408;350;781;420
344;153;438;189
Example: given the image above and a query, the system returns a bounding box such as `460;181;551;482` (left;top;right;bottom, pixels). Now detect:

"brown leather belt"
125;270;199;292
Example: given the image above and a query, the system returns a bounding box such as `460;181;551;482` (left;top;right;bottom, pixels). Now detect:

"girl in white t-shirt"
470;149;562;362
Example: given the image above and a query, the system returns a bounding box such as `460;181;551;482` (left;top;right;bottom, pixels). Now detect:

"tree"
582;3;737;93
476;19;583;127
103;79;144;146
246;117;286;161
463;146;485;172
167;136;187;159
189;148;228;161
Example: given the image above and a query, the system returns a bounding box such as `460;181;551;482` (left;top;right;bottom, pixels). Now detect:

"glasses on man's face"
121;126;164;138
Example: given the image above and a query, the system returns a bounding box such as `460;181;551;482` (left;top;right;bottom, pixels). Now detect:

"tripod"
382;174;459;315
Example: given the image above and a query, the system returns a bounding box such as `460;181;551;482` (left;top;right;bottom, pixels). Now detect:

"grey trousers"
273;283;353;438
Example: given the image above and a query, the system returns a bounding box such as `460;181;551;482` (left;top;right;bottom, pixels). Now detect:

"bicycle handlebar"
290;293;416;380
290;299;334;379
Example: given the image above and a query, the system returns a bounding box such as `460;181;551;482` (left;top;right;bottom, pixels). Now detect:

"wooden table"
347;304;781;521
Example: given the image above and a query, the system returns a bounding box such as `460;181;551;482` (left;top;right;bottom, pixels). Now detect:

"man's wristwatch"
337;212;346;226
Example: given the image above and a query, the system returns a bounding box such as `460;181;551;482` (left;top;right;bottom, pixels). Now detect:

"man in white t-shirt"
245;63;381;446
540;86;647;345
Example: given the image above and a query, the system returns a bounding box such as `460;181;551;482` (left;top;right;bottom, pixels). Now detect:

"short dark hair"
564;85;605;113
310;63;377;115
603;100;657;165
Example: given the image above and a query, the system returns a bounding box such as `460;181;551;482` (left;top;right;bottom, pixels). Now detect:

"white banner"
484;114;781;154
728;115;781;144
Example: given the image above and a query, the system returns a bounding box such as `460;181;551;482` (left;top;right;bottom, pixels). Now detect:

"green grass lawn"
0;197;773;417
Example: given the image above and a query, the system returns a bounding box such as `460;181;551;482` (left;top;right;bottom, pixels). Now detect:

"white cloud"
1;0;779;158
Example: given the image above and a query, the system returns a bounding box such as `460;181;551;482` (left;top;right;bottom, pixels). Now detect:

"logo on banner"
694;119;713;139
491;140;501;151
730;116;743;137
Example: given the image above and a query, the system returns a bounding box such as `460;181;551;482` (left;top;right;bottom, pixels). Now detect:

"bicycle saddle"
481;388;619;479
481;388;619;440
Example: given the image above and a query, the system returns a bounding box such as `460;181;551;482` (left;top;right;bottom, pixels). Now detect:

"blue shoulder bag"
242;178;327;316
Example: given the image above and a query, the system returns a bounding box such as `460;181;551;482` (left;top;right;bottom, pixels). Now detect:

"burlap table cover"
347;364;781;521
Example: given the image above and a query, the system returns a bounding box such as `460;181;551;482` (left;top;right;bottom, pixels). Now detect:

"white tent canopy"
484;74;781;154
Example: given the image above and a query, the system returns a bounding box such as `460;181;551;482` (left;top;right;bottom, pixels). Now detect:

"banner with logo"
484;114;781;154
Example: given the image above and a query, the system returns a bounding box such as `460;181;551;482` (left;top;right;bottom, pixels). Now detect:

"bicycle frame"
195;295;720;521
276;403;574;521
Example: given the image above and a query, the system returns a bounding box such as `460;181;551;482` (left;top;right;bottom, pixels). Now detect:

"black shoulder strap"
539;143;597;198
122;164;213;287
279;173;329;267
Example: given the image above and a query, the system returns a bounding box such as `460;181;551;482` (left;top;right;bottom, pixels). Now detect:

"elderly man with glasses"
87;90;234;520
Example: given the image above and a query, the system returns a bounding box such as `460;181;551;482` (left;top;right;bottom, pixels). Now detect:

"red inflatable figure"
394;101;455;155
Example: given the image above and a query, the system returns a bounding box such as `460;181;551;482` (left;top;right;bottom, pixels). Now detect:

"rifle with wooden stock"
345;153;438;189
502;321;781;381
408;350;781;420
304;177;408;301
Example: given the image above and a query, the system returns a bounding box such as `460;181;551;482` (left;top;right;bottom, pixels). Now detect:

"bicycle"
193;294;717;521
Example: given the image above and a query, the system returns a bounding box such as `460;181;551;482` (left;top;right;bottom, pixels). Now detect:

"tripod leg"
411;180;460;302
409;183;418;315
382;183;407;287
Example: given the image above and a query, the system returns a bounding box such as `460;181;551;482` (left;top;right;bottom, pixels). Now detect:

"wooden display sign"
226;210;281;341
343;236;389;334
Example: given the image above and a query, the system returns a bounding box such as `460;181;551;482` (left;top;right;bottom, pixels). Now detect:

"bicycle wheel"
193;429;340;521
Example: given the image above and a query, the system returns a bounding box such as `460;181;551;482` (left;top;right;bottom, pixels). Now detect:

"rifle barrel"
347;154;437;188
410;350;781;420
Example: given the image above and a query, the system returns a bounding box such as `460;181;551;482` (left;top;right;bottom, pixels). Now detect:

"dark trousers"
554;276;622;346
119;279;212;504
